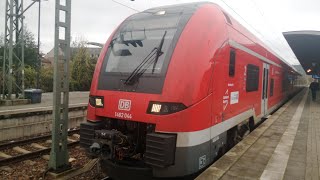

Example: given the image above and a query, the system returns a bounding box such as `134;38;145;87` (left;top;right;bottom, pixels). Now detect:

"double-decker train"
80;2;301;179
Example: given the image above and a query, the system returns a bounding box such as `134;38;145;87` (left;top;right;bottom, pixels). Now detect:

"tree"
0;33;4;67
0;33;4;47
24;65;37;89
70;42;95;91
0;34;4;94
0;29;38;68
40;66;53;92
0;29;39;96
23;30;38;68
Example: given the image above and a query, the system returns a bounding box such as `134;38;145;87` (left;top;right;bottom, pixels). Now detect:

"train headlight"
89;95;104;108
95;98;103;107
147;101;187;115
151;104;162;113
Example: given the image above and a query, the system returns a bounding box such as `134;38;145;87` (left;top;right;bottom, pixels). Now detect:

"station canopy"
283;31;320;76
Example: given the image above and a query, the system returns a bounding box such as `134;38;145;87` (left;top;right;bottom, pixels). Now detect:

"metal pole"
14;0;19;98
36;0;40;89
2;0;9;99
20;0;36;15
49;0;72;172
21;0;24;98
2;52;5;99
3;0;26;100
8;0;14;100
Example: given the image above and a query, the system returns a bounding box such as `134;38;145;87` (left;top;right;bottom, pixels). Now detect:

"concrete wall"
0;106;87;141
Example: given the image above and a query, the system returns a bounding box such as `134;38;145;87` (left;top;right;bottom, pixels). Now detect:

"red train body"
80;2;300;179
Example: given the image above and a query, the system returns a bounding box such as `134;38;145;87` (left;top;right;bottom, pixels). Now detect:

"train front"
80;3;222;179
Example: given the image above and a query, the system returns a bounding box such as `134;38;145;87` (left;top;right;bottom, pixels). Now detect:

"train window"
103;15;180;74
282;72;289;92
105;29;177;74
222;12;232;24
282;80;285;92
229;49;236;77
270;79;274;97
282;79;290;92
246;64;259;92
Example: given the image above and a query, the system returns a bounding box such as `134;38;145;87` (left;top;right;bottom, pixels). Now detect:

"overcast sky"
1;0;320;65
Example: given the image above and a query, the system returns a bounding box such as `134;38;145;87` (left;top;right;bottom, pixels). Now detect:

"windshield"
104;16;179;74
98;7;195;93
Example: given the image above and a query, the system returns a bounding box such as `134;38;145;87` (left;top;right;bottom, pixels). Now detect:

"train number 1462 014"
115;112;132;119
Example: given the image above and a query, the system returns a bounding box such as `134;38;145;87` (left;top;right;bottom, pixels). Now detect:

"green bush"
1;39;97;93
40;66;53;92
70;45;95;91
24;66;37;89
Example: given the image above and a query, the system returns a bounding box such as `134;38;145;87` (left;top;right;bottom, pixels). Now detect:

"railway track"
0;129;80;166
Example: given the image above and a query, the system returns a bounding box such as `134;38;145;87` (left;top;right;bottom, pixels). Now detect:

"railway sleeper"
31;143;47;150
72;134;80;139
68;137;77;142
0;151;12;158
42;155;50;161
13;146;31;154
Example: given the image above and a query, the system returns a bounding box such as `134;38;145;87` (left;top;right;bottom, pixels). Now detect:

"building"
43;47;102;66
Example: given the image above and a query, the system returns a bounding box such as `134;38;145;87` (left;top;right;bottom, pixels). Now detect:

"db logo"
118;99;131;111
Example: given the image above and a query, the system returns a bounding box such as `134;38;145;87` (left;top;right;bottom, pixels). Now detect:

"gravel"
0;146;105;180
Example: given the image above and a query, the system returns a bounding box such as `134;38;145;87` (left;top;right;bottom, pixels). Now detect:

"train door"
261;63;269;116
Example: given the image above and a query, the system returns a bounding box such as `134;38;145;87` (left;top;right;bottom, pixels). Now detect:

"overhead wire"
111;0;298;65
249;0;299;65
249;1;290;59
111;0;140;12
219;0;295;65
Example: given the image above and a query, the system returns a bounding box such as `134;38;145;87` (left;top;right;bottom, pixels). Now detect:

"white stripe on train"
157;99;287;148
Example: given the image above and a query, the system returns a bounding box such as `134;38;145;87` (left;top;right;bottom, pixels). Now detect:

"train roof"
144;2;209;14
137;2;299;75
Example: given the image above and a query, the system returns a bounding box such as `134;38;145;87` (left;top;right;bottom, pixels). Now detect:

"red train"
80;2;300;179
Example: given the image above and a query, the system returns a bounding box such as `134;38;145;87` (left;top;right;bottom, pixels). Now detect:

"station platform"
0;91;89;116
0;92;89;141
197;88;319;180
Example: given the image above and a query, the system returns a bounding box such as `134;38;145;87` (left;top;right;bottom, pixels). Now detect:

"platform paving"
0;91;89;115
197;88;320;180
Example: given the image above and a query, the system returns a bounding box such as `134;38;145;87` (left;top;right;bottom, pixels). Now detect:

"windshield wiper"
152;31;167;73
124;48;157;85
124;31;167;85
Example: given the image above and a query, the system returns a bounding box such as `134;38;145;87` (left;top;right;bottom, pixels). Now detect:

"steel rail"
0;129;79;151
0;141;79;166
